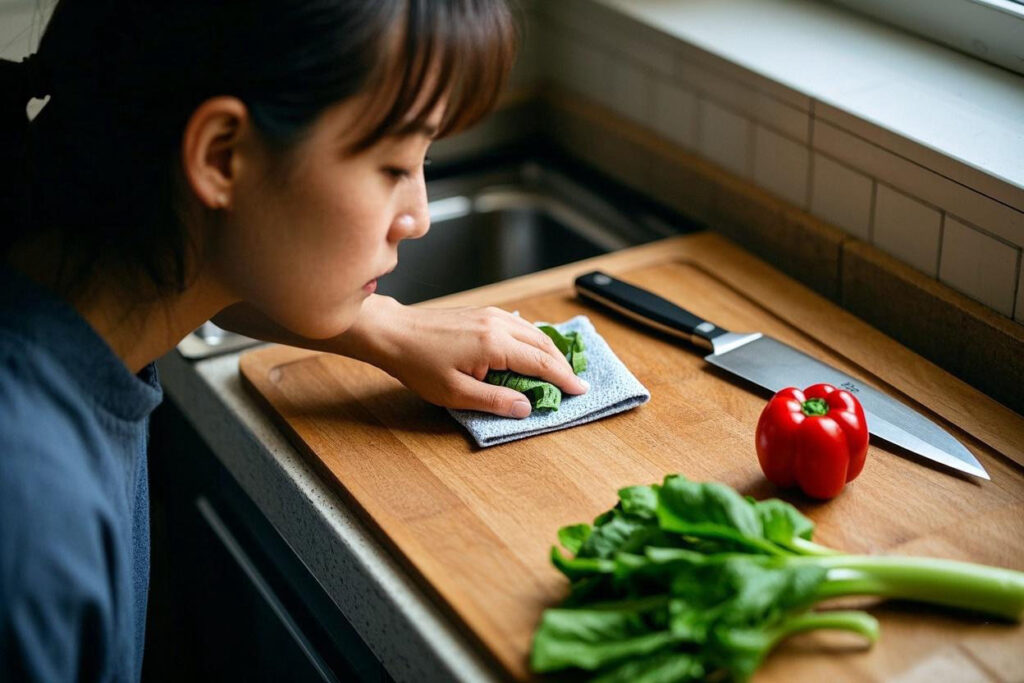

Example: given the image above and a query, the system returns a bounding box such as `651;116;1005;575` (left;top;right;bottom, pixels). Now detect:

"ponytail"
0;54;50;249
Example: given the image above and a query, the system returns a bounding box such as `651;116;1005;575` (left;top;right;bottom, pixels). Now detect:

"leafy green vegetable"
532;475;1024;682
558;523;592;555
484;324;586;412
484;370;563;410
591;651;704;683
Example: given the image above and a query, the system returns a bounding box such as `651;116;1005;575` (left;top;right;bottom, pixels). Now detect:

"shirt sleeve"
0;434;115;682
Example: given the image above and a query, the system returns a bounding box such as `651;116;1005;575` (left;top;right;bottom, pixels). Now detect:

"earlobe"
181;96;249;210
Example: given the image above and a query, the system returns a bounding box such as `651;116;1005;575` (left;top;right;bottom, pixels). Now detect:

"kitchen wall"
495;0;1024;413
524;0;1024;325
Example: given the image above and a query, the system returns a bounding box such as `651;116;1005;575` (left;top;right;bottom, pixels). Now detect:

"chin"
269;301;359;341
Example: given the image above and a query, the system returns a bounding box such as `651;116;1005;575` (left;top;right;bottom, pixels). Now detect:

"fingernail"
578;378;590;392
509;400;532;419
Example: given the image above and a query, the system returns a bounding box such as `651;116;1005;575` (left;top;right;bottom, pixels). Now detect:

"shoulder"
0;335;115;680
0;331;96;460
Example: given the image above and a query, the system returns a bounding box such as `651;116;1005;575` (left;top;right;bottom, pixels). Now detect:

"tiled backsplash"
522;0;1024;326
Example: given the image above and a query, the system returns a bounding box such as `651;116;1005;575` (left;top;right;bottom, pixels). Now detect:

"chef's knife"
575;270;988;480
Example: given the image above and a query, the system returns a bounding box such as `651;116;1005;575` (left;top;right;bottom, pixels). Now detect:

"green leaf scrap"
484;324;587;413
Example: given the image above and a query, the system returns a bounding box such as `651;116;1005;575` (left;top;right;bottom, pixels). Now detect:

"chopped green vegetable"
484;370;563;410
531;475;1024;681
484;324;586;412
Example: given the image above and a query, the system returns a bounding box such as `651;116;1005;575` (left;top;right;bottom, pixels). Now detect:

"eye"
383;155;432;181
384;167;412;180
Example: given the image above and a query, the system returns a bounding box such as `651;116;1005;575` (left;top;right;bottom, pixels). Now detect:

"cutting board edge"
237;353;538;681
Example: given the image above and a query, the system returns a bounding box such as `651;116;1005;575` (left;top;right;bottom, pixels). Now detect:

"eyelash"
386;155;432;180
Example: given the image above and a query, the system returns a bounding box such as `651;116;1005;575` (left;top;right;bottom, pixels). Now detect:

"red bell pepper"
755;383;869;499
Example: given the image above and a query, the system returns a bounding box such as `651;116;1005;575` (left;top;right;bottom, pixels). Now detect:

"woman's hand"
333;296;589;418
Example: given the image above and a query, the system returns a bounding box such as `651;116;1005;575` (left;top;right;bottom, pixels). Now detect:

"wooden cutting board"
239;233;1024;682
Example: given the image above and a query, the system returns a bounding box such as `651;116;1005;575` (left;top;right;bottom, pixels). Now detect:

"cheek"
215;170;389;338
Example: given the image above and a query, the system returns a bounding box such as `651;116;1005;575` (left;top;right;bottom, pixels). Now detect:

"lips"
364;264;397;290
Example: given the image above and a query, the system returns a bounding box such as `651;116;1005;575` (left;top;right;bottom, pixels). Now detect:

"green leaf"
578;509;659;560
618;485;659;519
484;370;562;411
712;557;828;628
656;475;784;556
542;325;588;376
591;651;705;683
707;610;879;682
551;545;616;582
530;597;675;672
558;523;592;554
481;323;588;413
754;498;815;547
538;325;583;356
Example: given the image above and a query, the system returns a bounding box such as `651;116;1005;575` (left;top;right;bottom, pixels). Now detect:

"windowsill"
593;0;1024;211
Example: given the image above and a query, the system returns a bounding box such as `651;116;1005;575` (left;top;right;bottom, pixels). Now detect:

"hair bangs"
351;0;518;152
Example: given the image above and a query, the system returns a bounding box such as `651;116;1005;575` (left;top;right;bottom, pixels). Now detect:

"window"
828;0;1024;77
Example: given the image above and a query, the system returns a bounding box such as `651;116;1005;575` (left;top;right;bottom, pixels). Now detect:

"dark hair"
0;0;518;296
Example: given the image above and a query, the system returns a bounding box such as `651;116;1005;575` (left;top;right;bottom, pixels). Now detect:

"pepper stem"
801;397;829;417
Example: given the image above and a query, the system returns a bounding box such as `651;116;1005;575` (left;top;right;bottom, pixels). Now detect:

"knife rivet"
592;274;612;286
696;322;715;334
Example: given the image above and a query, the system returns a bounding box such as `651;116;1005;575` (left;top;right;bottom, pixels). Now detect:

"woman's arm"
212;297;588;418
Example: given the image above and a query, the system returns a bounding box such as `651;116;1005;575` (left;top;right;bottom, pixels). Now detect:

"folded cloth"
448;315;650;448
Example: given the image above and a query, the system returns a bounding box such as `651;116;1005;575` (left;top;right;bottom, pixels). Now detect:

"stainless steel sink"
377;160;679;303
178;157;692;359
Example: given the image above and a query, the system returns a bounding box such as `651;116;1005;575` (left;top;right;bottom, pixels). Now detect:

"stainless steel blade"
704;335;989;479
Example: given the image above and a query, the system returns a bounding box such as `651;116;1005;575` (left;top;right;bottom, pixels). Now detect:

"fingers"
479;307;589;396
447;373;533;419
504;330;586;395
499;339;589;396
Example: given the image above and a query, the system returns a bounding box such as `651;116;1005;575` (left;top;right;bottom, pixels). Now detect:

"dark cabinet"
144;399;388;683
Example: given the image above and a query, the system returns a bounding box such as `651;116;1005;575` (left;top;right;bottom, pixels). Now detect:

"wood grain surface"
239;233;1024;682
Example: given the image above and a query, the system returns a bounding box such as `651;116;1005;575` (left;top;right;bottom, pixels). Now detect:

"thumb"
448;374;533;419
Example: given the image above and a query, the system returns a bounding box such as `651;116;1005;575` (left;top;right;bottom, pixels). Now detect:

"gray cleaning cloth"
448;315;650;448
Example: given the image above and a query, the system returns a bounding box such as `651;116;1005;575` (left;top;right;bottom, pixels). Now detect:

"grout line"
680;86;809;147
817;118;1024;217
943;211;1022;250
836;234;846;305
936;212;946;279
545;5;1022;218
746;121;756;180
805;105;816;210
1012;249;1022;321
875;178;947;218
868;180;878;244
694;97;705;153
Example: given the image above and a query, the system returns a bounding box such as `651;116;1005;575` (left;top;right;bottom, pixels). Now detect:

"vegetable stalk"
795;555;1024;621
532;475;1024;682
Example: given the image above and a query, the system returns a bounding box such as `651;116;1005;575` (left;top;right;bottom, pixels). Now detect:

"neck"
8;238;237;374
78;271;235;374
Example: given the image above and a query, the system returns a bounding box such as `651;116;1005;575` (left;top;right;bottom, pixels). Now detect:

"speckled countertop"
155;348;501;683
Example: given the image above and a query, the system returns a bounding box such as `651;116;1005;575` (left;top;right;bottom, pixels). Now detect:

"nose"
390;211;429;242
389;176;430;243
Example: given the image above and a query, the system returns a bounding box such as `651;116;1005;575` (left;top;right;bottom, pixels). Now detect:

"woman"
0;1;587;679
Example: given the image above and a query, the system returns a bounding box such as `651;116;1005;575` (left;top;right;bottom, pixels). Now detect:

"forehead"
323;86;447;153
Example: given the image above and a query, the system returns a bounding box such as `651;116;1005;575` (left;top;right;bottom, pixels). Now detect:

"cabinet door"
145;400;386;683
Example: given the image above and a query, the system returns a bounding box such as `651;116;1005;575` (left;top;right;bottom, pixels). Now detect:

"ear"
181;96;251;211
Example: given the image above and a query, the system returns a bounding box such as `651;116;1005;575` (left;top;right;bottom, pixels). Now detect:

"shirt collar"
0;264;163;422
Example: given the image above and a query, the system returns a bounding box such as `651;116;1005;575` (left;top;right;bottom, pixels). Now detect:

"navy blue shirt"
0;265;161;681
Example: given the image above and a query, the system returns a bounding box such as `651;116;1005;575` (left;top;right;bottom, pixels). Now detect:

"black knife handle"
574;271;730;351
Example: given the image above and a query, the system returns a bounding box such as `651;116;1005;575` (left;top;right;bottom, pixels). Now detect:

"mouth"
363;264;397;292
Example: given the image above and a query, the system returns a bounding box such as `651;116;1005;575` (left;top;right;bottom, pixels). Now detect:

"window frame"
827;0;1024;77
